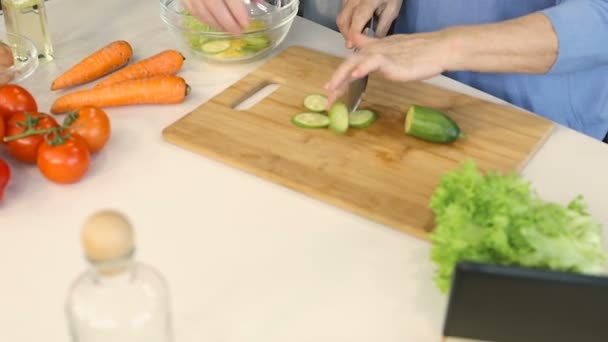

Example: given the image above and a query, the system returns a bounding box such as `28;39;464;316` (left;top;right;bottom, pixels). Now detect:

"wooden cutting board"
162;46;554;240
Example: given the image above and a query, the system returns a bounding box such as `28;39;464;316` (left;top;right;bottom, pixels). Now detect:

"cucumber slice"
292;112;330;129
201;40;231;54
243;35;270;49
185;34;210;49
240;47;258;56
241;44;270;55
244;44;270;53
349;109;377;128
404;104;463;143
329;102;349;134
303;94;328;112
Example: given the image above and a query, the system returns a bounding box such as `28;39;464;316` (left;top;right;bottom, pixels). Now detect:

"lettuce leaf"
429;160;608;293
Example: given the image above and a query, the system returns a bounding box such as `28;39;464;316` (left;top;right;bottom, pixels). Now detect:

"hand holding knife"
326;14;378;111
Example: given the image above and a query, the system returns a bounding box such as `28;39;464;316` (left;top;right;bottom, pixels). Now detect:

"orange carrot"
94;49;185;88
50;76;189;114
51;40;133;91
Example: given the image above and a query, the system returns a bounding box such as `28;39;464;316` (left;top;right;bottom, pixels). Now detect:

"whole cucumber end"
403;104;463;144
404;106;415;133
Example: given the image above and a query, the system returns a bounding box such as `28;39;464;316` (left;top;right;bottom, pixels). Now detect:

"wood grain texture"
162;46;554;240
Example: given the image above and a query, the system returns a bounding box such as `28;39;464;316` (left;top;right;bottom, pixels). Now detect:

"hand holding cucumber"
182;0;250;35
324;32;453;107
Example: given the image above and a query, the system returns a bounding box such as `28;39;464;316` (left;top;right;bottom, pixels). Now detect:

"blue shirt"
393;0;608;141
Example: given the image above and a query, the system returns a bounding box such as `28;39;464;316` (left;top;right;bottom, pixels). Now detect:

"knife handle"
365;13;378;36
354;14;377;53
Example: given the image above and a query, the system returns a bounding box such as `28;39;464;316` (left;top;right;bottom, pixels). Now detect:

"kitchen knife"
343;15;377;112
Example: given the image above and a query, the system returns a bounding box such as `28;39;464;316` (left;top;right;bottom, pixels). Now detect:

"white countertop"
1;0;608;341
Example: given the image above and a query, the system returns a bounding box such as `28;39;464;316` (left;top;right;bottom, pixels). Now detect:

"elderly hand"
337;0;403;48
182;0;249;35
324;31;454;106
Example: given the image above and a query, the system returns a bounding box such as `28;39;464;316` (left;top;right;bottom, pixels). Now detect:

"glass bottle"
65;210;173;342
1;0;54;60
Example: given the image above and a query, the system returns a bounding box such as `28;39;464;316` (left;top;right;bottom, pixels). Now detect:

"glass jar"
1;0;53;60
65;210;173;342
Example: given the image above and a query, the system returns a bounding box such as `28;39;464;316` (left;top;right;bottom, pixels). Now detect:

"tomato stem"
2;112;52;143
61;112;79;129
44;129;71;147
16;112;41;129
2;112;79;144
3;127;56;142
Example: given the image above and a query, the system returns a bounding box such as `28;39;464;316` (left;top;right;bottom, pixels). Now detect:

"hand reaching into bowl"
182;0;250;35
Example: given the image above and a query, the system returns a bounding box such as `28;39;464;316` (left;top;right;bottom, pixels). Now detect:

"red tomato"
0;159;9;188
0;85;38;122
0;159;10;202
5;111;59;164
66;106;111;153
0;117;4;142
37;134;90;184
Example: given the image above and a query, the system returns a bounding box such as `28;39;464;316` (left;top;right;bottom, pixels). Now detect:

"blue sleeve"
540;0;608;74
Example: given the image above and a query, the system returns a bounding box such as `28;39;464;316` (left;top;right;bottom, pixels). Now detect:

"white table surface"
1;0;608;341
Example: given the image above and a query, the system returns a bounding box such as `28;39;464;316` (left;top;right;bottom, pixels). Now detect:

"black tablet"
443;261;608;342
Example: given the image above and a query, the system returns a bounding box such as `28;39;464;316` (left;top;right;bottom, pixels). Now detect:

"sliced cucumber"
243;35;270;49
404;104;463;143
201;40;231;54
349;109;377;128
329;102;349;134
239;47;258;56
303;94;328;113
291;112;330;129
186;34;210;49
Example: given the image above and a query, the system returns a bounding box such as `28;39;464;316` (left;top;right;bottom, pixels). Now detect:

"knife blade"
343;15;376;112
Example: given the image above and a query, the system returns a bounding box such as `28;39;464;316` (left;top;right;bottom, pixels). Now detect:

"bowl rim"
160;0;300;36
0;30;39;77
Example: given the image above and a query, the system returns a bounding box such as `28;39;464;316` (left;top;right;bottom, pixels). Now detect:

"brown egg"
0;41;15;84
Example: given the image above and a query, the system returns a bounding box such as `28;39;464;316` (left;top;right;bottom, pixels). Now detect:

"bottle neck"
88;249;136;279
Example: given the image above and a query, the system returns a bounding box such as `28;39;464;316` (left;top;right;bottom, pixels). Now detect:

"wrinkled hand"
337;0;403;48
324;32;453;106
182;0;249;35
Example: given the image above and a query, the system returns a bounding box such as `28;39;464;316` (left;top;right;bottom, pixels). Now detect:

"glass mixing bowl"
160;0;299;64
0;30;39;85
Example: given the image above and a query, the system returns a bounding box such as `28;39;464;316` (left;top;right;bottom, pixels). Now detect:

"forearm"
442;12;558;75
